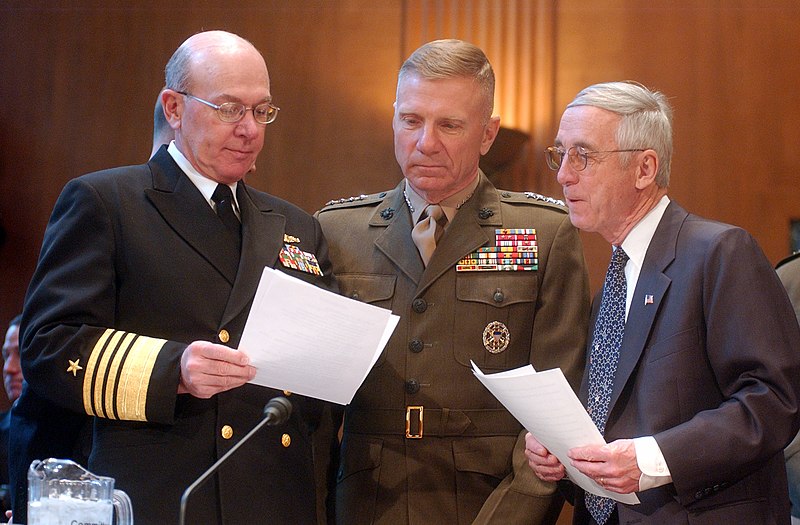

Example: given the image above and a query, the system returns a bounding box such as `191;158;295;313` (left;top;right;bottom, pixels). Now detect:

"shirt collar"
620;195;671;272
167;141;239;212
403;174;479;223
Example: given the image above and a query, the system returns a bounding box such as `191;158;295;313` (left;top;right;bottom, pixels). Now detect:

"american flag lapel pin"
644;294;654;305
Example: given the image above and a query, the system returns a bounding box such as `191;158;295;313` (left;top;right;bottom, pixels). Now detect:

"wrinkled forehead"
556;106;621;147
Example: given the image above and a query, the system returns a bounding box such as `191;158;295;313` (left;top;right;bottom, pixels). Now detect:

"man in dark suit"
317;39;589;524
12;30;336;524
524;81;800;524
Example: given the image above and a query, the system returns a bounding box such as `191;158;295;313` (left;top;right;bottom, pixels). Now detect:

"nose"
4;351;20;375
555;162;577;186
234;110;261;139
415;124;441;155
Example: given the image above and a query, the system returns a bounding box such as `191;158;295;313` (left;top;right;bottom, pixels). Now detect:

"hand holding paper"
471;361;639;504
238;267;399;405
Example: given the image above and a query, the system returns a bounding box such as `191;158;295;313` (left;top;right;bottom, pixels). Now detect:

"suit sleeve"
21;178;183;425
475;212;591;523
656;227;800;504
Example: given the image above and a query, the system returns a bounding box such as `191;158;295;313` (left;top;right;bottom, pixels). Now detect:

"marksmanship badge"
483;321;510;354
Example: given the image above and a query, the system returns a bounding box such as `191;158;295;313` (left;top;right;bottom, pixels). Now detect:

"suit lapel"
144;151;239;283
608;202;687;415
221;184;285;327
373;183;425;284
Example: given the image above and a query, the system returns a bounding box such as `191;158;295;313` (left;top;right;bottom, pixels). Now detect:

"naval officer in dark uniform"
317;39;590;524
12;30;336;524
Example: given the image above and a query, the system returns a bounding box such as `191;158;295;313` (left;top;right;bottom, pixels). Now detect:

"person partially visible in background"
777;251;800;525
1;315;22;513
150;90;175;159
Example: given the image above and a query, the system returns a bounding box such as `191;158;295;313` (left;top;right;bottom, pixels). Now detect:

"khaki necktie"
411;204;447;266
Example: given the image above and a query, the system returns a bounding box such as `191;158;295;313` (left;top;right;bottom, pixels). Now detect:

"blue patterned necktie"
586;246;629;525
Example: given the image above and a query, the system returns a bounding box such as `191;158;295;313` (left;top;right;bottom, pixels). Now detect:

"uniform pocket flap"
456;273;537;306
337;273;397;303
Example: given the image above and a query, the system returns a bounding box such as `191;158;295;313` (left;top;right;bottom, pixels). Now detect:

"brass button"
221;425;233;439
283;390;292;396
281;433;291;447
218;329;230;343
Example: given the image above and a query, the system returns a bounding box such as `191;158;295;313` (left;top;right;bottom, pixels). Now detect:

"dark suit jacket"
12;147;337;524
573;201;800;525
318;174;589;524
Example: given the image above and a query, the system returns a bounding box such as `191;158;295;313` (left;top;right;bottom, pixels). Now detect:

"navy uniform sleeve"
21;177;182;424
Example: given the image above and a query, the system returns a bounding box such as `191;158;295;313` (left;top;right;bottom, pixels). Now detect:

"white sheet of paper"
471;361;639;504
239;267;399;405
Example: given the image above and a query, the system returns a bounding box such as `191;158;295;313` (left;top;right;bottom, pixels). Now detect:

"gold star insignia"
67;358;83;376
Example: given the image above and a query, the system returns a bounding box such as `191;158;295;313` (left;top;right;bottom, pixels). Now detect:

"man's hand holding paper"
238;267;398;405
471;362;639;504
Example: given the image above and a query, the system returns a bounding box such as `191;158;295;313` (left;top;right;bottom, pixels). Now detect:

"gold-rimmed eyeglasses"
177;91;280;124
545;145;645;172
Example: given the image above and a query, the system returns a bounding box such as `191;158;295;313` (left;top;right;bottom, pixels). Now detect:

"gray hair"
164;41;193;93
398;39;495;121
568;81;673;187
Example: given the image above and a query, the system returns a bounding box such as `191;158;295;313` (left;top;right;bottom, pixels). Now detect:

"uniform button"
405;379;420;394
283;390;292;396
409;340;424;353
350;292;360;300
412;298;427;313
218;329;230;343
694;490;704;500
281;433;292;447
493;290;504;303
221;425;233;439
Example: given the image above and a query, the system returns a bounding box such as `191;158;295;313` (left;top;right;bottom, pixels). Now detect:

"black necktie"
585;247;629;525
211;183;242;257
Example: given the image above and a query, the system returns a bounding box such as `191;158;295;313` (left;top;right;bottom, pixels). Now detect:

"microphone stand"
178;397;291;525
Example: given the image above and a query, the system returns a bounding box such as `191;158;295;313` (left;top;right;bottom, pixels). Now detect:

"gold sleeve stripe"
117;335;163;421
83;328;167;422
83;328;115;417
103;331;137;420
93;330;126;419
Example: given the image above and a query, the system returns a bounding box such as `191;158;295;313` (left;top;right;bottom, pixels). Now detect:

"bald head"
165;31;267;94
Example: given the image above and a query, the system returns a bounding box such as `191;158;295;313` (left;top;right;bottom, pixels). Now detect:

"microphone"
178;396;293;525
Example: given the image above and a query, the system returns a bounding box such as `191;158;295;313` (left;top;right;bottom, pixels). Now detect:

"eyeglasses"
177;91;280;124
545;145;645;172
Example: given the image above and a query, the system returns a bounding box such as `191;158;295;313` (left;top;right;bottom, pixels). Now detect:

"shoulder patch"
498;189;566;210
319;192;386;211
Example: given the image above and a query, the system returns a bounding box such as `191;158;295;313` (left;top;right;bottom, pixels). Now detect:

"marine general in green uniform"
317;39;590;524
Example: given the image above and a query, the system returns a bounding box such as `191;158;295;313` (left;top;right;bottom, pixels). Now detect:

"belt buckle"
405;405;423;439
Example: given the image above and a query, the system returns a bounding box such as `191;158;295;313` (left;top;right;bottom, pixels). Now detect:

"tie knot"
212;184;234;206
610;246;629;270
421;204;446;226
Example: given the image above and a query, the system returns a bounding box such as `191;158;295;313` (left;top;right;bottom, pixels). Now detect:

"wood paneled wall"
1;1;799;409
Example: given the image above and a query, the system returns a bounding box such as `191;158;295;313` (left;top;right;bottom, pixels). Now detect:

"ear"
480;116;501;155
634;149;659;190
161;89;183;131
